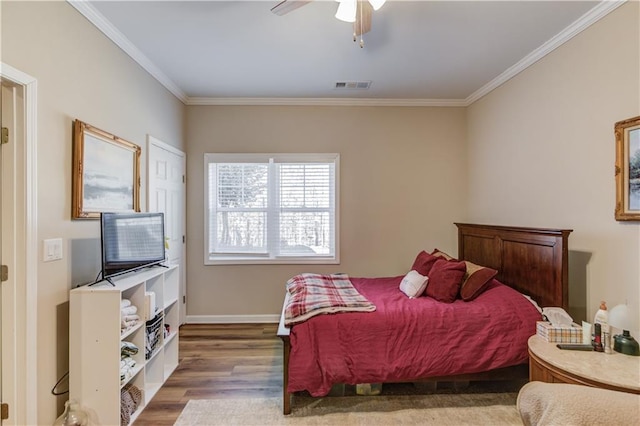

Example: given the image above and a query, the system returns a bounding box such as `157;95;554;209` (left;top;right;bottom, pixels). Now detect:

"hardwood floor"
133;323;282;425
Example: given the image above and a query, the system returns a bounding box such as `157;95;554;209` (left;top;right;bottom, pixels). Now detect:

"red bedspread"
288;276;542;396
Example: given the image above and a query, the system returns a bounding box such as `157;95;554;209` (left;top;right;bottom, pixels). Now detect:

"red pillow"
460;261;498;301
431;249;498;301
431;248;455;260
424;258;466;303
411;251;440;276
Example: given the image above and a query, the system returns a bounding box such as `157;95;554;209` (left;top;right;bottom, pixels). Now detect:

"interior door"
147;136;186;325
1;80;16;426
0;77;5;426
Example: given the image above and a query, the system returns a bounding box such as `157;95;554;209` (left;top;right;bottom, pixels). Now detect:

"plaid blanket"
284;273;376;325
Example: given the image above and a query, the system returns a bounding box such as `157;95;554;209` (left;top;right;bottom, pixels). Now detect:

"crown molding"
69;0;625;108
465;0;627;105
67;0;188;103
186;97;467;107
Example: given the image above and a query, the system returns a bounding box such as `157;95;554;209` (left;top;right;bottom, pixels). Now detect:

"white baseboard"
186;314;279;324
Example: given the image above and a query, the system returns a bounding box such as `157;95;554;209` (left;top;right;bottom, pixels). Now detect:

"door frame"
0;63;38;425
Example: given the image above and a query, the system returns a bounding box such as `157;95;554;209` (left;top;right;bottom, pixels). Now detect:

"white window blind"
205;153;339;264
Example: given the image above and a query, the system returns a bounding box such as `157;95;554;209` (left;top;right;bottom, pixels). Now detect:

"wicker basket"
145;312;163;359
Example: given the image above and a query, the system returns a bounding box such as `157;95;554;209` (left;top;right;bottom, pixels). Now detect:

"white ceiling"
74;0;620;105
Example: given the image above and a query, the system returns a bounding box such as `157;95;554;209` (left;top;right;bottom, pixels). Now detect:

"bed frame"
277;223;572;414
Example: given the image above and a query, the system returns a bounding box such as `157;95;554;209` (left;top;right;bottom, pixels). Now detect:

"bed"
277;223;572;414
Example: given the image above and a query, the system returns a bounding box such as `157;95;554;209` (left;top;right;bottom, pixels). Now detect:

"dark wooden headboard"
455;223;572;309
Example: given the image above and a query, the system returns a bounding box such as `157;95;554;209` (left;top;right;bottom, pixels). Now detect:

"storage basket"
145;312;163;359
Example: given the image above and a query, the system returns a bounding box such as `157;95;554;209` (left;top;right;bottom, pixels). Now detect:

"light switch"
43;238;63;262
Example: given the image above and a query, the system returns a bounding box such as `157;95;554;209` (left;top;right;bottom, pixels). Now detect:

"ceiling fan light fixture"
368;0;386;11
335;0;357;23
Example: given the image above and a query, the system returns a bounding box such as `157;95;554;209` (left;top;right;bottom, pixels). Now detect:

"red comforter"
288;276;542;396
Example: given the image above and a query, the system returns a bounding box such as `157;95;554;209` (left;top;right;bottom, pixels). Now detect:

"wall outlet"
43;238;63;262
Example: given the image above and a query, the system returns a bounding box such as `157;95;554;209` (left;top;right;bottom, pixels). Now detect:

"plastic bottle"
52;400;88;426
594;301;609;333
356;383;382;396
593;323;604;352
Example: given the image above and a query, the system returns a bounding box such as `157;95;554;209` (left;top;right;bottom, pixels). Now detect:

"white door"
1;80;19;426
1;78;6;426
147;136;186;325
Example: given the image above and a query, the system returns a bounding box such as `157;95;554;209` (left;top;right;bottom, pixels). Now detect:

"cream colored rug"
174;393;522;425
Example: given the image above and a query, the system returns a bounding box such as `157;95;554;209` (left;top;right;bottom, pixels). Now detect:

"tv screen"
100;212;166;280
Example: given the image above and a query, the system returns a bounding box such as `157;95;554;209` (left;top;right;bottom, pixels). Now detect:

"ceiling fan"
271;0;387;47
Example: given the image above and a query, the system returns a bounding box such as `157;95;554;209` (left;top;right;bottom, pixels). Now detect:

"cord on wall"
51;371;69;395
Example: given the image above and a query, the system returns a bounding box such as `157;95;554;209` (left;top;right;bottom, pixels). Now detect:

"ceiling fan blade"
271;0;312;16
354;1;372;36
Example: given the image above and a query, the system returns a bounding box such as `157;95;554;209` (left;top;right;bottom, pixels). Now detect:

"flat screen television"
100;212;166;282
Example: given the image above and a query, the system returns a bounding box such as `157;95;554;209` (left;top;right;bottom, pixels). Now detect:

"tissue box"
536;321;583;343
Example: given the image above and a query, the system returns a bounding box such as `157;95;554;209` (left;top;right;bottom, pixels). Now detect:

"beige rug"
174;393;522;425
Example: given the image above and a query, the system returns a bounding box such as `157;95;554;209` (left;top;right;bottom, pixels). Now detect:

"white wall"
467;2;640;332
185;105;468;317
2;2;185;422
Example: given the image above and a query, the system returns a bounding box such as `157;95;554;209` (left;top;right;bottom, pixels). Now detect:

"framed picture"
615;116;640;221
72;120;141;219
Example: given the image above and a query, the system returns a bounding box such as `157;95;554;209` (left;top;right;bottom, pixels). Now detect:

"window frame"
204;153;340;265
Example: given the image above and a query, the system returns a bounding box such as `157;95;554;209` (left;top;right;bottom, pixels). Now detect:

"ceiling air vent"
335;81;371;90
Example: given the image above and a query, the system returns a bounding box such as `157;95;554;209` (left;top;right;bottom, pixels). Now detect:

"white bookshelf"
69;265;179;425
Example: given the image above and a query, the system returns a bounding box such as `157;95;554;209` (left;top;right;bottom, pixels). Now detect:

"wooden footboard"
277;292;292;414
278;223;572;415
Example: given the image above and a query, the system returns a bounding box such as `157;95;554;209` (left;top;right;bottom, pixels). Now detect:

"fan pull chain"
350;1;365;48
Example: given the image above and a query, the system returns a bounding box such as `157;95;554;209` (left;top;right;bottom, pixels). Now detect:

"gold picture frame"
72;120;141;219
614;116;640;221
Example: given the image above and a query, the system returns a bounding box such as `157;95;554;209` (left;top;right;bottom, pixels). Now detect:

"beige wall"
185;106;468;316
467;3;640;331
4;0;639;423
2;2;185;423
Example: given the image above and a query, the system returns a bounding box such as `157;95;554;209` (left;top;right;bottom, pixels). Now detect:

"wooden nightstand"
528;335;640;394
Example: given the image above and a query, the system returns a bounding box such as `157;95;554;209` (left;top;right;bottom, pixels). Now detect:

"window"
204;153;339;264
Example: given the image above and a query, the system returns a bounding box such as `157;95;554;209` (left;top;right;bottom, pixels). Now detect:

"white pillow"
399;270;429;298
